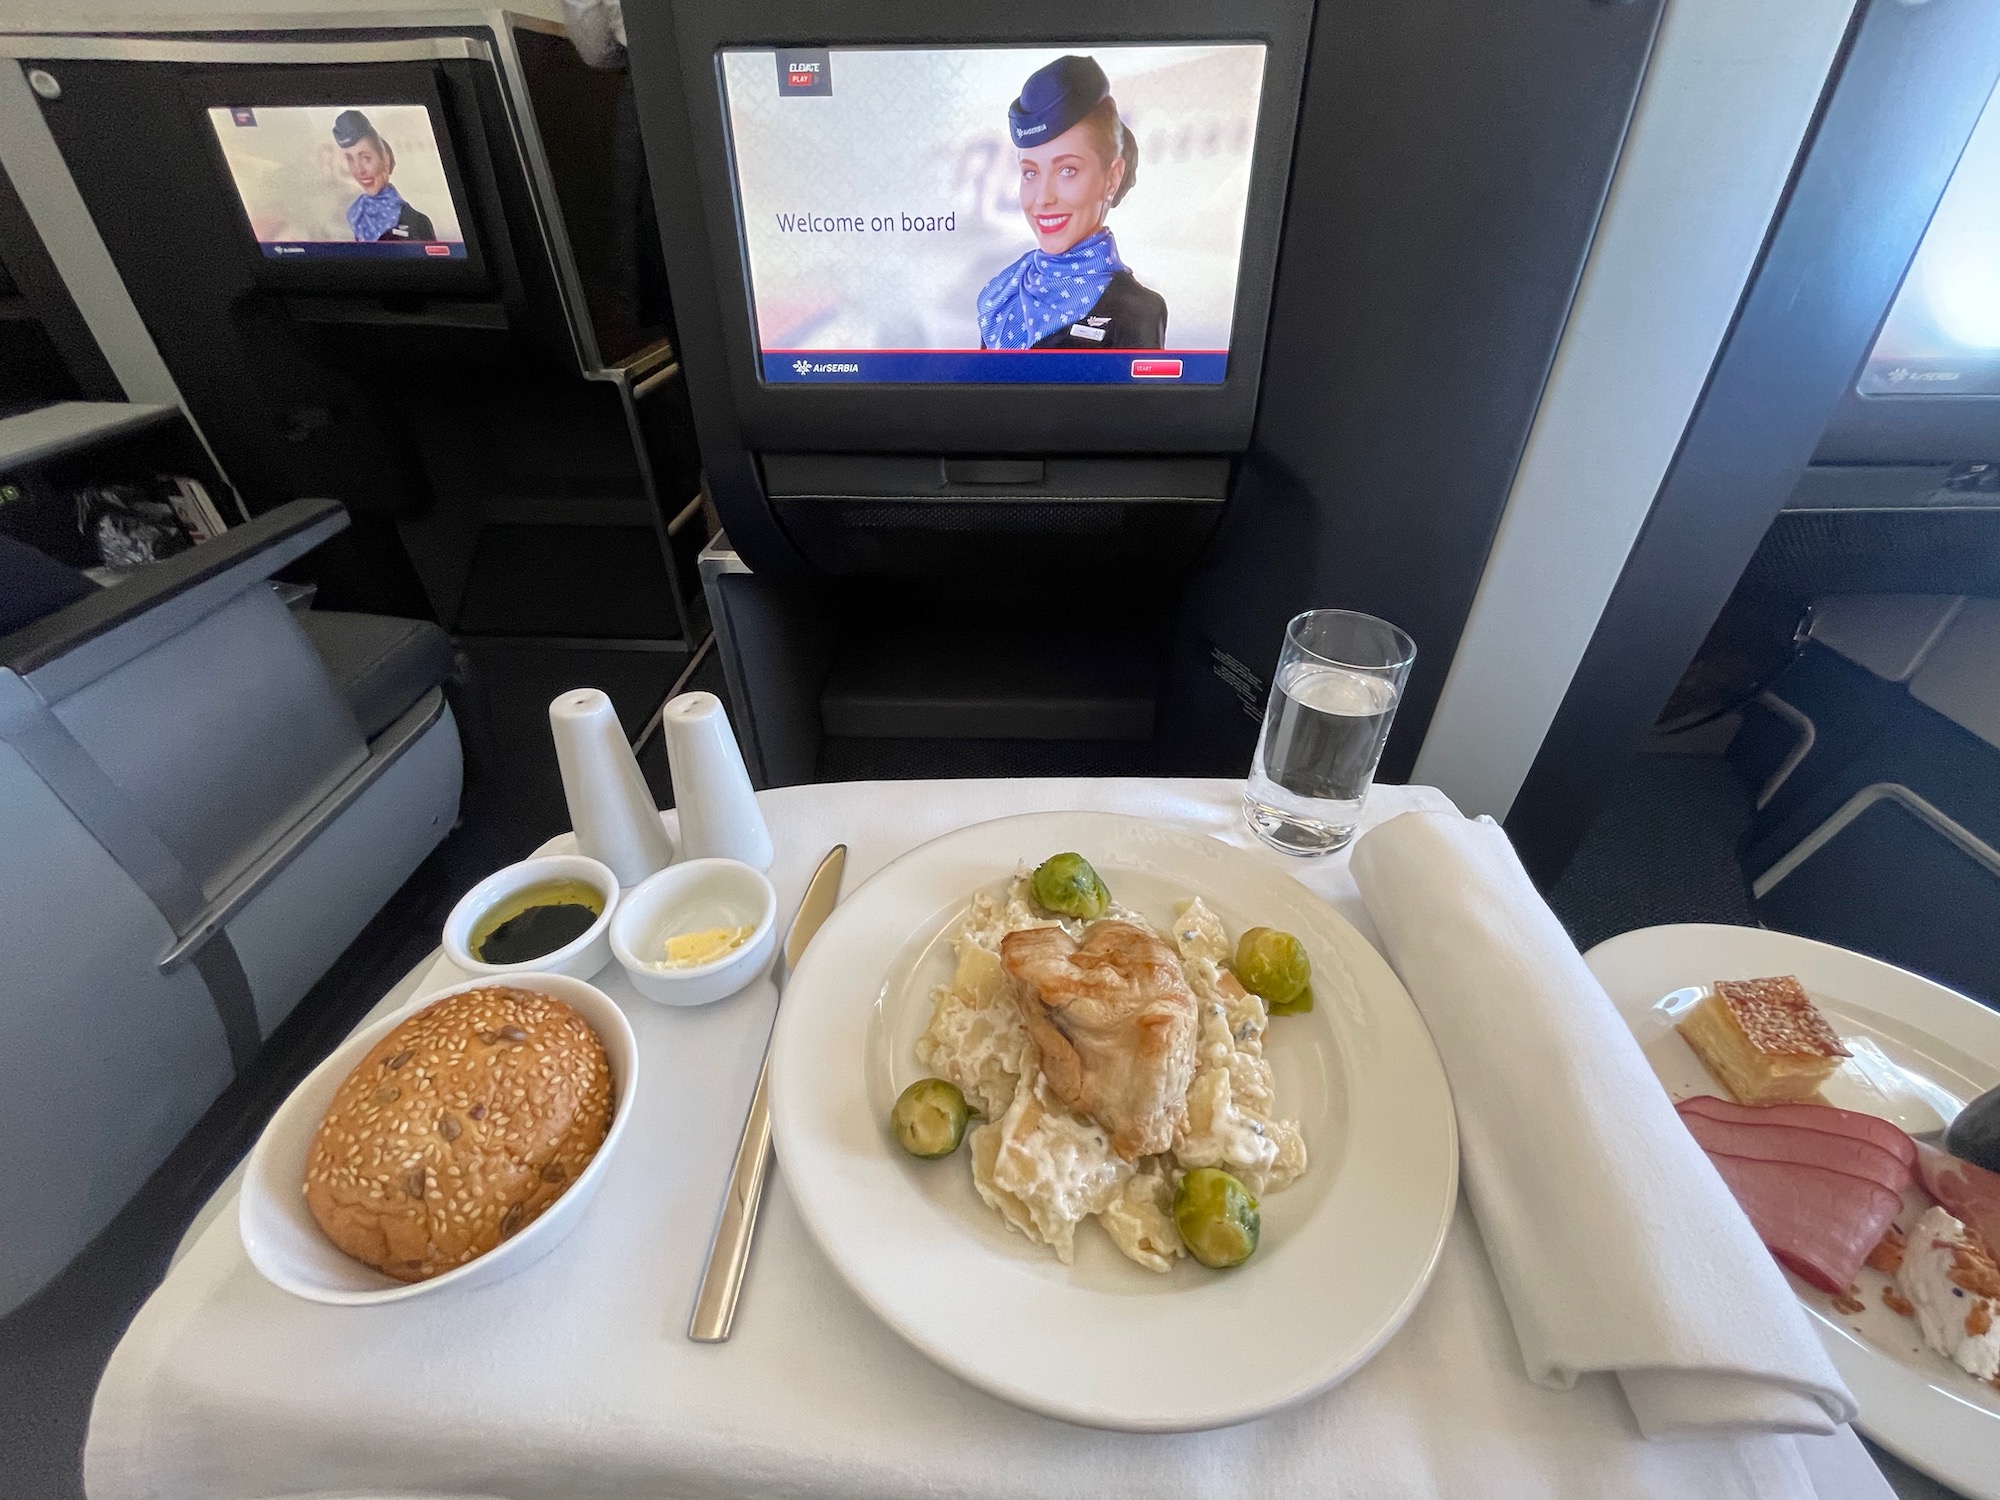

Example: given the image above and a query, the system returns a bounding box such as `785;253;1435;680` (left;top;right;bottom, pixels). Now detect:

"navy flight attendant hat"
1008;55;1109;148
331;109;376;148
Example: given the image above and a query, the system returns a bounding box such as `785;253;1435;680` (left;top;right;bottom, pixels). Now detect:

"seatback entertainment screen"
1858;76;2000;395
719;44;1267;385
207;104;468;261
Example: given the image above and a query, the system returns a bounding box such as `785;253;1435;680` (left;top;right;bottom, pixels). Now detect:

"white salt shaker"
548;688;675;885
660;690;773;870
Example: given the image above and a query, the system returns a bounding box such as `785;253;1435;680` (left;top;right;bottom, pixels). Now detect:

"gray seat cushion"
0;534;93;636
299;610;454;739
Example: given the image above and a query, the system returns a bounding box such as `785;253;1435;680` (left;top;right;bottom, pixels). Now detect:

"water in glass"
1246;661;1399;854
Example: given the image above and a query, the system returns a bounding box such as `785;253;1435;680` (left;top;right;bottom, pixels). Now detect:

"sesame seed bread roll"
305;986;614;1282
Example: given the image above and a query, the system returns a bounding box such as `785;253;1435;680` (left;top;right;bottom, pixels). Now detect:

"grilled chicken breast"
999;920;1198;1160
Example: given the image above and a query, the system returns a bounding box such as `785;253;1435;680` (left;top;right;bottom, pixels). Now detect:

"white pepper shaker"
660;690;773;870
548;688;675;885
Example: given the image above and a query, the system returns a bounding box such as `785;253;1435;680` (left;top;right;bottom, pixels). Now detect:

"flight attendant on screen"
332;110;437;243
976;56;1167;352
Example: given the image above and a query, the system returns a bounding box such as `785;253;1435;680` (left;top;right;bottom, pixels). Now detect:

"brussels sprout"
1265;982;1314;1016
1235;927;1310;1007
1173;1167;1260;1268
891;1078;972;1159
1030;852;1111;920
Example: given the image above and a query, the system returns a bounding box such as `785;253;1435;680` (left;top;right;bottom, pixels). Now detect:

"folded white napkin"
1351;810;1854;1439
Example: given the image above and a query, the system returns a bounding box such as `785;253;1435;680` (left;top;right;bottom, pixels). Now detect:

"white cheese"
1896;1206;2000;1382
1171;898;1232;965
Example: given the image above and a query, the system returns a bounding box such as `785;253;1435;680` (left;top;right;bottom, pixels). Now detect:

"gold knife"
688;844;847;1343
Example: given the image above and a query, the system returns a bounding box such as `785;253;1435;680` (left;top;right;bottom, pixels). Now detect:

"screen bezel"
196;64;490;294
1817;280;2000;463
718;40;1266;394
669;2;1311;454
1817;70;2000;463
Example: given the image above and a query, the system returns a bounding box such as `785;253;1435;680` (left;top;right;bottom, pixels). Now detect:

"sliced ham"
1676;1094;1917;1169
1915;1140;2000;1254
1679;1111;1910;1195
1702;1149;1903;1294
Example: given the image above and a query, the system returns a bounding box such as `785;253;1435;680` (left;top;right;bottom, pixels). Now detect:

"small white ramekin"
611;858;777;1006
443;854;620;980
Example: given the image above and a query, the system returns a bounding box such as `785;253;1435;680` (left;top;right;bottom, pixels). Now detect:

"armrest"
1;498;348;698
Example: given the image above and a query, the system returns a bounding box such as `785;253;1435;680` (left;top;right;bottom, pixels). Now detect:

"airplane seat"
296;608;458;741
1730;592;2000;1008
0;533;95;631
0;497;462;1315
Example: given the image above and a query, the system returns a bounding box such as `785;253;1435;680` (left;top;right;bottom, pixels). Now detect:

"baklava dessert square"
1676;975;1850;1104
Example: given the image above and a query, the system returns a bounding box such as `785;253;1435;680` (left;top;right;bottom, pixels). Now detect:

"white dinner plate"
767;811;1458;1431
1586;923;2000;1500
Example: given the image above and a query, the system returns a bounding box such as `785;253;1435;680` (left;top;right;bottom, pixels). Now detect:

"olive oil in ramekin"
470;879;605;965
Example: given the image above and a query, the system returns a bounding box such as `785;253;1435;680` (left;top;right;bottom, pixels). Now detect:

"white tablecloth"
86;778;1895;1500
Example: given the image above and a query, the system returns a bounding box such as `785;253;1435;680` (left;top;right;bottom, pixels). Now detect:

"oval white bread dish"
239;971;638;1305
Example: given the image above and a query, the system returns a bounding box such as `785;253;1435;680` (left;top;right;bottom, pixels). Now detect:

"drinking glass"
1244;609;1416;855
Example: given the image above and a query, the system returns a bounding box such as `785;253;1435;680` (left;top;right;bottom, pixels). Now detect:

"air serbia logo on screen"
775;49;832;97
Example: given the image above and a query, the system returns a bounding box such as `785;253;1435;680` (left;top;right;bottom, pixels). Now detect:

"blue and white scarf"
977;229;1127;350
347;184;406;243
